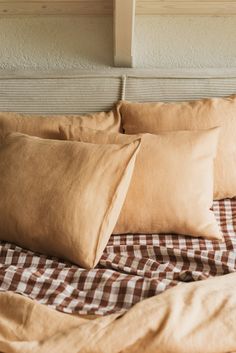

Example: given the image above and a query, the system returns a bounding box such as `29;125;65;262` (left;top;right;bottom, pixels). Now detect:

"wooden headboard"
1;69;236;115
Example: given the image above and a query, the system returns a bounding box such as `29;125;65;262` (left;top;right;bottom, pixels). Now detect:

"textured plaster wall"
0;15;235;70
135;16;236;68
0;16;114;70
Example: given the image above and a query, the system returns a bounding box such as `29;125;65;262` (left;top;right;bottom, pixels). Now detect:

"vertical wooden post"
113;0;136;67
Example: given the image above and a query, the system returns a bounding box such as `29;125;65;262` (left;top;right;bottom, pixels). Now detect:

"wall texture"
135;16;236;68
0;16;113;70
0;15;235;71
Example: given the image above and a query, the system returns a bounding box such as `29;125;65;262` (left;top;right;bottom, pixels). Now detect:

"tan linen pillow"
60;125;222;240
0;108;120;139
118;96;236;200
0;133;140;269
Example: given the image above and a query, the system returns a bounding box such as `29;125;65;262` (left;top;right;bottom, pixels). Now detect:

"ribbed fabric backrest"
125;76;236;102
0;72;236;114
0;76;122;114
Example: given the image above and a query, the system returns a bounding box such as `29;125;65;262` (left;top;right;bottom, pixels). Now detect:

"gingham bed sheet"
0;198;236;316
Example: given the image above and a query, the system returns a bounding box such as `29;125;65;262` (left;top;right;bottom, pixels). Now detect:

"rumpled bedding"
0;272;236;353
0;198;236;352
0;199;235;316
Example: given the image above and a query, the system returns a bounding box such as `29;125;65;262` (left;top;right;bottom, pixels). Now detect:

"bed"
0;69;236;353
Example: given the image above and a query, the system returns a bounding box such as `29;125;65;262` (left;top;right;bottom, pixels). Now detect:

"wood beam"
0;1;112;16
113;0;136;68
0;1;235;16
136;1;236;16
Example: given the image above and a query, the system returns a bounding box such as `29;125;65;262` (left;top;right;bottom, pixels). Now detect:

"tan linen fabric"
0;273;236;353
0;133;140;269
60;125;221;239
118;96;236;200
0;109;120;139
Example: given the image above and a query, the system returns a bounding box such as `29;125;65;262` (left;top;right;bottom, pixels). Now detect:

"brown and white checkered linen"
0;198;235;316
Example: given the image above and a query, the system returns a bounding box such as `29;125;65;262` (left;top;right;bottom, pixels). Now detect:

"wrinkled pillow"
117;96;236;200
0;133;140;269
0;108;120;139
60;125;222;240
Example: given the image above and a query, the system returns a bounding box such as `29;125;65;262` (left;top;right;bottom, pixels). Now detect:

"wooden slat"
0;0;235;17
114;0;136;67
0;0;108;2
0;1;112;16
136;1;236;15
0;0;235;16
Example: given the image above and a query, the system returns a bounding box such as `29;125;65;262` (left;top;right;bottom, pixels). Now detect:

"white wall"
0;15;235;71
135;16;236;68
0;16;113;70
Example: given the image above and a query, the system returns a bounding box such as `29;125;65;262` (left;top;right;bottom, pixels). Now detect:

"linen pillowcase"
0;132;140;269
117;96;236;200
60;125;221;240
0;108;120;139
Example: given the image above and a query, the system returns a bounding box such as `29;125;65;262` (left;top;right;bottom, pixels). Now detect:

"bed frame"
1;69;236;114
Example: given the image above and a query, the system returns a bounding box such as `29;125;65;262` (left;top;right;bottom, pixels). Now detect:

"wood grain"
136;1;236;15
0;1;113;16
0;0;235;16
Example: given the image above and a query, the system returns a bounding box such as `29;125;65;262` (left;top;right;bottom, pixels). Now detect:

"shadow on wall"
0;16;114;70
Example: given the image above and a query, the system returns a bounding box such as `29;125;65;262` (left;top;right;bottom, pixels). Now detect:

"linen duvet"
0;198;236;352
